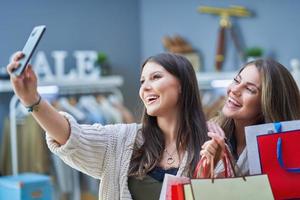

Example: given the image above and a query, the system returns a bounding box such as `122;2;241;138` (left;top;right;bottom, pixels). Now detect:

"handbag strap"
274;122;282;133
277;137;300;173
193;145;236;179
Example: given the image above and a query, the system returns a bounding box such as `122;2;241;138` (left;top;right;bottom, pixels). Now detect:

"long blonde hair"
215;58;300;138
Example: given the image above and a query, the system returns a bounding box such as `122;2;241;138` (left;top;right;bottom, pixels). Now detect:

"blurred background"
1;0;300;199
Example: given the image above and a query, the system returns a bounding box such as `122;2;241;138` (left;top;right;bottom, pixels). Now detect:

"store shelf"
0;75;123;94
196;71;237;89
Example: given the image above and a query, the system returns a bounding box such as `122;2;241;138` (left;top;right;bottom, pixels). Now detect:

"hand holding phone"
12;25;46;76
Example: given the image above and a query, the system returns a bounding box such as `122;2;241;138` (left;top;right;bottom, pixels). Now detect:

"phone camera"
31;30;37;37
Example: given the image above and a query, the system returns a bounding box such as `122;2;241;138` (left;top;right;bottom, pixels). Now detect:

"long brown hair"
129;53;208;178
215;58;300;138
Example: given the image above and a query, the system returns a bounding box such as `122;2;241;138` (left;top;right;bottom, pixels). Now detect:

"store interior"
1;0;300;199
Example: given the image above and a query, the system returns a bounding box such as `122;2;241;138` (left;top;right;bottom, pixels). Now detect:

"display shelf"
0;75;123;93
196;71;237;89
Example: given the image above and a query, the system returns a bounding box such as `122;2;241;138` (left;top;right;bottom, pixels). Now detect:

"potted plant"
245;47;263;62
96;52;111;76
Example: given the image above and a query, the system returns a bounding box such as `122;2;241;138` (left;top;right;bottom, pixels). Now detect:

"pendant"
167;157;175;165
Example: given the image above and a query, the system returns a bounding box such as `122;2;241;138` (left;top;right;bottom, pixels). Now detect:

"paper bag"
159;174;190;200
245;120;300;174
190;174;274;200
257;129;300;199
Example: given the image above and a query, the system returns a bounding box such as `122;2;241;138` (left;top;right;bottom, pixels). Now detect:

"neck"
233;121;246;148
233;119;256;155
157;115;178;146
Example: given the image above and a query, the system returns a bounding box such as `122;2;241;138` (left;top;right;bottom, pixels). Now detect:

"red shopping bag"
171;184;185;200
257;127;300;200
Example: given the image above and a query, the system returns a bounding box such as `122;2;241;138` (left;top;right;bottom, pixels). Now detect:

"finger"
25;64;36;79
202;141;218;156
215;124;226;138
12;51;24;61
6;62;20;75
208;139;219;150
201;149;213;161
201;140;210;148
206;144;217;156
208;131;221;139
209;122;224;137
200;149;205;157
206;122;214;132
208;131;225;144
202;142;207;149
212;138;225;152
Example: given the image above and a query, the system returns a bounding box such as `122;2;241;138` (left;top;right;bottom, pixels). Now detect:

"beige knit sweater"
46;112;188;200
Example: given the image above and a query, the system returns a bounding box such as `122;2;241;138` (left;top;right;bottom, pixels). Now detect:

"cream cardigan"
46;112;188;200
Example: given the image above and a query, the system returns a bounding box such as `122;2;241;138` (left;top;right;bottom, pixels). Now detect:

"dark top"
128;166;179;200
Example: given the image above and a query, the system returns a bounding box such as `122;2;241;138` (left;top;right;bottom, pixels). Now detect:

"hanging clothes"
0;115;51;175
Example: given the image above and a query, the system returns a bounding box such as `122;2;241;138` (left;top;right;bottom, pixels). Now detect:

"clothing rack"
8;76;123;176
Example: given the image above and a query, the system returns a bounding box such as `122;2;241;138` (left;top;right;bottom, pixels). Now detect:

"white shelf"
0;75;123;94
1;72;237;93
196;71;237;89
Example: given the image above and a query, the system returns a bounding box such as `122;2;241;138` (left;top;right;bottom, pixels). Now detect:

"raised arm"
7;51;70;145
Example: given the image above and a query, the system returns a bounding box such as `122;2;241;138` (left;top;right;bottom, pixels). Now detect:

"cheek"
245;95;261;114
227;85;232;95
139;87;143;101
167;89;180;104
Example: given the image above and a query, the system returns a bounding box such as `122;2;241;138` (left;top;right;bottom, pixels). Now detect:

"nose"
230;83;242;96
140;80;152;91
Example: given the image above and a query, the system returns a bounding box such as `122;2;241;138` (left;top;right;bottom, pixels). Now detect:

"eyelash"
233;77;240;84
140;74;162;85
153;74;161;79
233;77;256;94
246;87;255;93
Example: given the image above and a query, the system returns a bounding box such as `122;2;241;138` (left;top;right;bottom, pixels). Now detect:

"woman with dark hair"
201;58;300;175
7;52;209;200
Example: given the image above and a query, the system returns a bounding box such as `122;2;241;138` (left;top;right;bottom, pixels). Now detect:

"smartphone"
12;25;46;76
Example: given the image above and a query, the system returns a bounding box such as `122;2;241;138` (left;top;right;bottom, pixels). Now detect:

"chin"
146;109;158;116
222;107;235;118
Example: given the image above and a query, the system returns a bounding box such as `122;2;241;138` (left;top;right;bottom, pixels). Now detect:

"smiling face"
222;64;262;125
139;61;181;117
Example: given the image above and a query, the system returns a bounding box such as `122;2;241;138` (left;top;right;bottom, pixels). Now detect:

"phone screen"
13;25;46;76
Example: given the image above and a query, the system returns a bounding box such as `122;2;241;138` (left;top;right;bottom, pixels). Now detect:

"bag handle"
193;145;236;179
277;137;300;173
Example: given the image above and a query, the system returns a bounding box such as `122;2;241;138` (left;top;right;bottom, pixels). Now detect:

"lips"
145;95;159;105
227;97;242;107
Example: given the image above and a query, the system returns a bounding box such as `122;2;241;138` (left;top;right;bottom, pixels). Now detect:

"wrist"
24;94;42;112
22;93;40;107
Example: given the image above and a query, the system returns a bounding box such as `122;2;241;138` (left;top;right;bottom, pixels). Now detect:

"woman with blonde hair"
201;58;300;175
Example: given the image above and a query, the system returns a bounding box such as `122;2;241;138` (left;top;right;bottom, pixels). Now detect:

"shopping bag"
190;146;274;200
159;174;190;200
183;184;194;200
160;145;233;200
245;120;300;174
171;184;184;200
190;174;274;200
257;127;300;200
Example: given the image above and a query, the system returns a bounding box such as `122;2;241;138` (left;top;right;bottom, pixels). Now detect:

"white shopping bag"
159;174;190;200
245;120;300;175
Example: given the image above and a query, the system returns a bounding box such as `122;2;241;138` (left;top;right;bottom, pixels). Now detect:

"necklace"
164;148;177;165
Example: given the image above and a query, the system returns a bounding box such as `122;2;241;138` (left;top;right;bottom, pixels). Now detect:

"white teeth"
228;97;241;107
145;95;159;102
